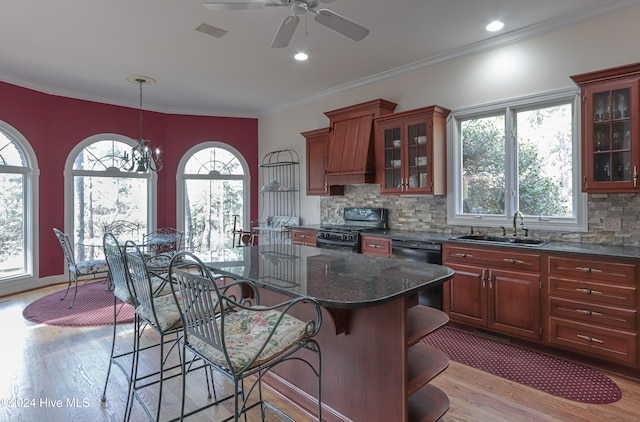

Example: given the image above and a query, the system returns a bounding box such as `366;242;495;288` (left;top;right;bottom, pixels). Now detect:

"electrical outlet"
603;217;622;231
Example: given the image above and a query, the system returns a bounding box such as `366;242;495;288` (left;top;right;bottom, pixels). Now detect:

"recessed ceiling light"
294;52;308;61
486;20;504;32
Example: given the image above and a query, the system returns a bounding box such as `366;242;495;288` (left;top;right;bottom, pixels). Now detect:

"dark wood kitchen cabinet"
442;244;542;340
374;105;450;195
291;228;317;247
302;128;343;196
571;62;640;192
360;235;391;257
546;254;638;367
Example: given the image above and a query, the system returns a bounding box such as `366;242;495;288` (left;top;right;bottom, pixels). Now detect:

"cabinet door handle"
634;166;638;188
576;334;604;344
488;270;494;288
503;258;524;264
454;253;473;258
324;183;328;193
576;288;603;295
576;309;604;316
575;266;603;273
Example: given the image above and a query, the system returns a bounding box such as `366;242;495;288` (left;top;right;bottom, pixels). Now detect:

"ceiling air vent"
195;23;228;38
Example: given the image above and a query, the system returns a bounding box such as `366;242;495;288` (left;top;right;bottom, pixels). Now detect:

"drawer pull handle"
454;253;473;258
503;258;524;264
575;266;603;273
576;288;603;295
576;309;604;316
576;334;604;344
368;244;381;248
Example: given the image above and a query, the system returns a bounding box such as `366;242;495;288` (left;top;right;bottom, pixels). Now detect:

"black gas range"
316;207;388;252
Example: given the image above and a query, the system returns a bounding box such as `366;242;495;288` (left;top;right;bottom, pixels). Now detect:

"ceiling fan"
203;0;369;48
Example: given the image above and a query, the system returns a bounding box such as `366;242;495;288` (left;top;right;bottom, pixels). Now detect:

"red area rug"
421;327;621;404
22;281;135;327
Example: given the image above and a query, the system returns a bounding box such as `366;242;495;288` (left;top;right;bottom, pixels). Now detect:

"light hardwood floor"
1;283;639;421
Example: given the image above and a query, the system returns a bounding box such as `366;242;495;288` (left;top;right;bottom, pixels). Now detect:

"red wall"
0;81;259;278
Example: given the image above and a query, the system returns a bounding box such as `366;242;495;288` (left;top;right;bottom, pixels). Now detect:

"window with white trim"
447;89;587;232
0;122;37;281
67;135;154;262
177;143;250;251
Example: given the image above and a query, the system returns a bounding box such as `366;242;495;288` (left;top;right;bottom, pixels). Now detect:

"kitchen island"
201;244;454;422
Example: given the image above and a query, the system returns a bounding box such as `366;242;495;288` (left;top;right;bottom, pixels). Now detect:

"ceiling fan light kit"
203;0;369;48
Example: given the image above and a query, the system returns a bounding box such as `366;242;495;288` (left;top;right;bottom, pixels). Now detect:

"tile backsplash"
320;184;640;247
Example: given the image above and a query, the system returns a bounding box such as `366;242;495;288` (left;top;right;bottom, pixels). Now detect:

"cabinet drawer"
549;317;637;366
443;245;540;272
291;229;317;246
548;276;636;307
549;296;637;331
548;256;637;285
361;236;391;257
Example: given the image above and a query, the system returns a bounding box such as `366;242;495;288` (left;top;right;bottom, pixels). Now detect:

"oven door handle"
316;238;357;247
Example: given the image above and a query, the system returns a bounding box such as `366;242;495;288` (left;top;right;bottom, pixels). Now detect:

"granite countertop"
202;244;453;309
296;225;640;259
365;229;640;260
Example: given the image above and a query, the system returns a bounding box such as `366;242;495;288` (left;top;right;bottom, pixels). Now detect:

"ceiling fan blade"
203;1;281;11
313;9;369;41
271;15;300;48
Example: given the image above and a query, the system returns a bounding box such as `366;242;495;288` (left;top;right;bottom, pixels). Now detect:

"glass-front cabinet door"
585;82;638;191
406;116;431;191
375;106;450;195
572;64;640;193
380;123;403;193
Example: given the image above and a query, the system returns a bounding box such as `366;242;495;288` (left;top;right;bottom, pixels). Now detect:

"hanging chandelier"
123;74;163;173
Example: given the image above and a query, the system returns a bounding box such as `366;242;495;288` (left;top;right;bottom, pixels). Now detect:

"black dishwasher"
391;239;443;310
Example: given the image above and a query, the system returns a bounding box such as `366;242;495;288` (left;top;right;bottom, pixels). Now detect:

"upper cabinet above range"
323;99;397;186
374;105;450;195
571;62;640;193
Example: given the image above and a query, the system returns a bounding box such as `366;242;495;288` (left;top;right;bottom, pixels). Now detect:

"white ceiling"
1;0;639;117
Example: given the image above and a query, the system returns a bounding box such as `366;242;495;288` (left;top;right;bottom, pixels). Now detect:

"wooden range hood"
323;99;397;186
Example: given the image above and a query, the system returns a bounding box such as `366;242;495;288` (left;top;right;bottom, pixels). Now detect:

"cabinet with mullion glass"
572;63;640;192
375;105;450;195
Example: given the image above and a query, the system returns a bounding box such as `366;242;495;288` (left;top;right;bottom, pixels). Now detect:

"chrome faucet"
513;211;524;237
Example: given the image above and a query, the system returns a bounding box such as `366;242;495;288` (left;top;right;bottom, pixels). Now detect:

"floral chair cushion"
114;275;171;304
188;309;307;372
112;283;133;304
74;259;109;276
135;293;182;332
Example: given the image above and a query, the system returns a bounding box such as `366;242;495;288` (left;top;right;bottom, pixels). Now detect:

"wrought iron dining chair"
143;227;184;256
53;228;109;309
100;233;175;408
124;240;215;422
168;251;323;422
103;220;141;242
100;233;136;414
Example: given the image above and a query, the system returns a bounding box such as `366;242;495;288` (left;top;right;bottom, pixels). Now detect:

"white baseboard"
0;274;66;298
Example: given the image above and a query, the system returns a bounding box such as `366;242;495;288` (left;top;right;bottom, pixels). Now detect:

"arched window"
65;134;156;261
177;143;250;251
0;121;38;283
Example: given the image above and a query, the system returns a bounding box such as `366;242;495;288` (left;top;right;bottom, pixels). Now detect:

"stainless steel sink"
454;234;547;247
